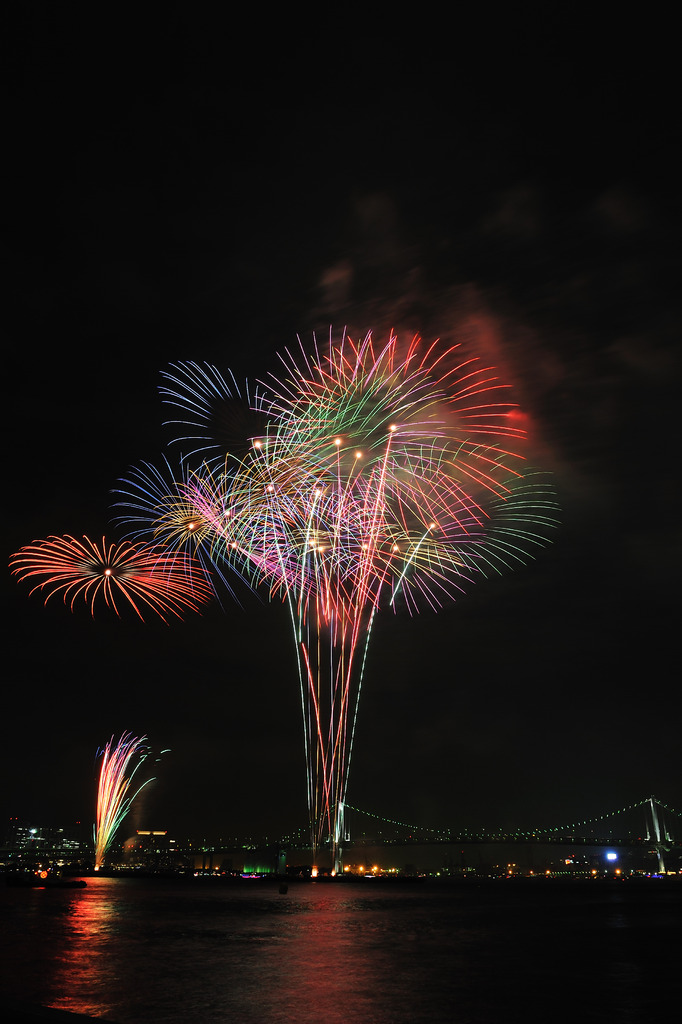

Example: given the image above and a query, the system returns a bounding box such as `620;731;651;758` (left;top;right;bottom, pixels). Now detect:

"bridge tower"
645;795;670;873
333;801;349;874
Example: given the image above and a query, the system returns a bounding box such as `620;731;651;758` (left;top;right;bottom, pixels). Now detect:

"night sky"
4;9;679;844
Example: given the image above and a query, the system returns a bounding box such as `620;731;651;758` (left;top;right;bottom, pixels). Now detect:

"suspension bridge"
277;795;681;874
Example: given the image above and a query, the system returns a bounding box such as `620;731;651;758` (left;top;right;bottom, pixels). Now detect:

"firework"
114;456;255;605
153;330;559;868
10;534;213;622
93;732;153;870
159;360;268;467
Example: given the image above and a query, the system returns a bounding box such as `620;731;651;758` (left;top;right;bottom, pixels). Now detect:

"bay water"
1;875;680;1023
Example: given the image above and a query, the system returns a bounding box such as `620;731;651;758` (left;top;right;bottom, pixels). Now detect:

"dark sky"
4;8;680;844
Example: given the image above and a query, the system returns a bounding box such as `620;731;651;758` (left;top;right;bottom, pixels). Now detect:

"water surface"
1;876;680;1023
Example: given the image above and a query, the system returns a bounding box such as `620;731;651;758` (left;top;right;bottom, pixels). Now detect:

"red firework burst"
10;534;212;622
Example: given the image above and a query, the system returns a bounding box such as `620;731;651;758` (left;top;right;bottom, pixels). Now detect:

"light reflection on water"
45;879;468;1023
1;876;680;1023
